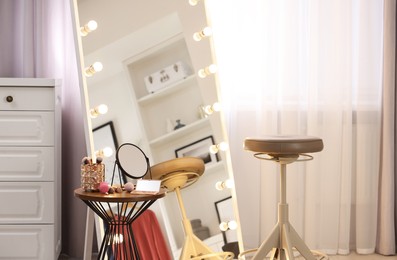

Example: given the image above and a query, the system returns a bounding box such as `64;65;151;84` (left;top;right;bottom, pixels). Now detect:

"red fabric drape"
131;209;172;260
112;209;171;260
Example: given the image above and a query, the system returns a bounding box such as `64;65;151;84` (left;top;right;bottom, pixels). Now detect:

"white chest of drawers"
0;78;61;260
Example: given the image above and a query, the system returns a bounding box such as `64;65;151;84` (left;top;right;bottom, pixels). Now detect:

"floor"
330;253;397;260
58;252;397;260
58;253;98;260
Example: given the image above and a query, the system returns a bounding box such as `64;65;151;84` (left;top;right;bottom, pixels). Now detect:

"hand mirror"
115;143;150;179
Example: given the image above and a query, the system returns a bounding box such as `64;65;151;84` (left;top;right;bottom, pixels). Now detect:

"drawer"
0;147;54;181
0;224;54;260
0;111;54;146
0;86;54;111
0;182;54;224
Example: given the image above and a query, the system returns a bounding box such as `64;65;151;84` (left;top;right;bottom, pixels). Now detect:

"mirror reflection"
116;143;149;179
76;0;239;258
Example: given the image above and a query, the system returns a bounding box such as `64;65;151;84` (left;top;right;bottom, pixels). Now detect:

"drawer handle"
6;96;13;103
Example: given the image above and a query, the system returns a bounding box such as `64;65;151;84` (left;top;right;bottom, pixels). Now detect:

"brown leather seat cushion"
244;135;323;155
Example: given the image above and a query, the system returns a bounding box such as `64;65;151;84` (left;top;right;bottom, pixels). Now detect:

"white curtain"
206;0;390;255
0;0;89;257
0;0;76;79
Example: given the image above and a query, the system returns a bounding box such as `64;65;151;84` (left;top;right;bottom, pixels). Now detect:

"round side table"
74;188;166;260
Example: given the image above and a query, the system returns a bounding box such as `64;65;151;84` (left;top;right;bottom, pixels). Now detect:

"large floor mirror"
70;0;242;258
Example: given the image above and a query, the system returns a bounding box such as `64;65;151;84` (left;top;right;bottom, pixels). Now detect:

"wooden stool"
243;135;324;260
151;157;234;260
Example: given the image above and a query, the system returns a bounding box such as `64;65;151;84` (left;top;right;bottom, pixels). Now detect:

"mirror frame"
70;0;105;258
69;0;244;258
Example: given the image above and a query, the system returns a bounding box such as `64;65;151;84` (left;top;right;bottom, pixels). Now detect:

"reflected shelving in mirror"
149;117;210;147
124;33;210;147
137;75;196;105
124;33;191;99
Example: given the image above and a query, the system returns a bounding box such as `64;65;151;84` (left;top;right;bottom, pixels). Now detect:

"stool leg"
252;225;280;259
287;224;315;260
281;223;295;260
253;163;316;260
174;187;217;259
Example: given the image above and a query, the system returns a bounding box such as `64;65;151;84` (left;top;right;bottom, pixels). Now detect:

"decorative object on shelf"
80;156;105;191
144;61;191;94
175;135;219;165
174;119;185;130
93;121;120;184
215;196;238;244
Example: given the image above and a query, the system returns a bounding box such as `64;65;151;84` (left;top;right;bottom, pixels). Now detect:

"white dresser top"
0;78;55;86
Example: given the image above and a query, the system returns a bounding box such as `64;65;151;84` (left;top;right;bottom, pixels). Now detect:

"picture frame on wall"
175;135;219;165
93;121;126;185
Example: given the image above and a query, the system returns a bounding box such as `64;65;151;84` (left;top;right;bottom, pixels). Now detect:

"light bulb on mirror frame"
95;147;113;158
84;62;103;77
80;20;98;36
209;141;229;154
193;26;213;41
219;220;238;232
204;102;221;115
188;0;200;6
215;179;234;191
198;64;217;78
219;222;228;232
199;102;221;118
90;104;108;118
102;147;113;157
228;220;238;230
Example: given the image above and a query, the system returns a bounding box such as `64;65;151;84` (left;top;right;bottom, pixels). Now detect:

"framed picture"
175;136;219;165
93;121;125;185
215;196;238;244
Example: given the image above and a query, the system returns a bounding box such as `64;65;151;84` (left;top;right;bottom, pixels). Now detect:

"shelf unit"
124;33;214;164
122;31;231;252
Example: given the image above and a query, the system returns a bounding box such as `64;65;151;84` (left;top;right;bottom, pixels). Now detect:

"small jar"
81;163;105;191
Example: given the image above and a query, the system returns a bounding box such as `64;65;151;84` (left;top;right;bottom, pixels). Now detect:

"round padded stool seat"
150;157;205;191
244;135;323;156
242;135;326;260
